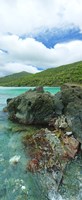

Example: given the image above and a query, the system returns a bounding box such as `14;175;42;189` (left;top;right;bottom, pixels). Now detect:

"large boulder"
6;85;82;142
53;92;64;115
7;88;55;125
49;84;82;142
61;84;82;142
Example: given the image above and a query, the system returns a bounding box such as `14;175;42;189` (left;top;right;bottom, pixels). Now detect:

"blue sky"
34;27;82;48
21;27;82;48
0;0;82;76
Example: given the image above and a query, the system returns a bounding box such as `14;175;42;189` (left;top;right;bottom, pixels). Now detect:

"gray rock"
53;92;64;115
7;98;12;104
55;116;68;129
7;88;55;125
6;85;82;143
61;85;82;143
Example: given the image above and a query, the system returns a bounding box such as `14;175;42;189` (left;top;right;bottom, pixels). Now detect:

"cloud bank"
0;34;82;76
0;0;82;35
0;0;82;76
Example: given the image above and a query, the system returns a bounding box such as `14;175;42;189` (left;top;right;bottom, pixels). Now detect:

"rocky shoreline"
4;84;82;190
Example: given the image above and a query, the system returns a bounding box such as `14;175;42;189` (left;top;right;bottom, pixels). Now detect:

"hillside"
0;71;32;86
0;61;82;86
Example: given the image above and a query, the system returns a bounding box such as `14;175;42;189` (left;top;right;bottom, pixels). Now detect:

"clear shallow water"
0;86;60;95
0;87;82;200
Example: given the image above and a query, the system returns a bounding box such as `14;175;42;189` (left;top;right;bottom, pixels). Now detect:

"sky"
0;0;82;76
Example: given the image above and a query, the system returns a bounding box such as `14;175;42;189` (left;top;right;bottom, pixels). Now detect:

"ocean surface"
0;87;82;200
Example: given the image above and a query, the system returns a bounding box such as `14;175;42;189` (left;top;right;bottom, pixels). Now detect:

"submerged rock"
23;127;79;191
9;155;21;165
3;107;8;112
24;127;79;172
0;187;6;198
28;158;39;172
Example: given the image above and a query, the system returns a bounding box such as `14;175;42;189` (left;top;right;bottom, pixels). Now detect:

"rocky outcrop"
61;84;82;142
6;85;82;142
49;84;82;142
7;87;55;125
23;127;79;190
5;85;82;190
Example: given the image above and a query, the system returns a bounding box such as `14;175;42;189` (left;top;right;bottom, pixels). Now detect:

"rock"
26;128;65;171
60;85;82;143
63;136;79;158
48;118;57;129
48;190;63;200
27;158;39;172
24;126;80;192
81;144;82;150
34;86;44;93
7;88;55;125
7;98;12;104
3;107;8;112
5;84;82;192
9;155;20;165
0;187;6;198
65;131;72;136
55;116;68;129
61;84;82;106
70;114;82;143
5;85;82;144
53;92;64;115
21;185;26;190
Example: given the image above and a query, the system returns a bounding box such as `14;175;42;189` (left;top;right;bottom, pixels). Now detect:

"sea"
0;87;82;200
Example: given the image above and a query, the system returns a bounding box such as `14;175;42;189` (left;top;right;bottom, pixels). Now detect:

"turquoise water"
0;86;60;95
0;87;82;200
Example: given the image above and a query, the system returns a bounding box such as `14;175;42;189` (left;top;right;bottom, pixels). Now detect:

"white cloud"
0;34;55;67
53;40;82;66
1;63;39;76
0;0;82;76
0;0;82;35
0;34;82;76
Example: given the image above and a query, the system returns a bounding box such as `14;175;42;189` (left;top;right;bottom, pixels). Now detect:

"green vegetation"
0;61;82;86
0;71;32;86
